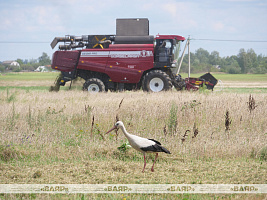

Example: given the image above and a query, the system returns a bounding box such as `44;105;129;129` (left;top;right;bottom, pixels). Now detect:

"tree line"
1;48;266;74
0;52;51;72
180;48;267;74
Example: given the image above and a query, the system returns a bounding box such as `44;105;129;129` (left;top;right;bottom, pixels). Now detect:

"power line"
0;41;49;43
191;38;267;43
0;39;267;44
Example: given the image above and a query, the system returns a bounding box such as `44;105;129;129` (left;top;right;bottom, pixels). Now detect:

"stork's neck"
120;125;132;140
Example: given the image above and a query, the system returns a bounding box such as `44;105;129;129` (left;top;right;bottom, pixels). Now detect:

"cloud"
212;22;224;31
0;3;67;42
0;0;266;60
224;0;258;2
153;1;198;31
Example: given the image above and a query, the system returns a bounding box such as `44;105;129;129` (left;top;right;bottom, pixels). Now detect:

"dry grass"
0;89;266;199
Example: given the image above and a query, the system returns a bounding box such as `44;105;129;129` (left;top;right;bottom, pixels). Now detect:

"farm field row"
0;72;267;93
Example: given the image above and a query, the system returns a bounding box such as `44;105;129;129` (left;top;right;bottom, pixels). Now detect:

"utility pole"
188;36;190;78
176;39;189;76
176;36;191;77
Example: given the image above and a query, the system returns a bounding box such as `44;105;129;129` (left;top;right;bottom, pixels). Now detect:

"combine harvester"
50;18;217;92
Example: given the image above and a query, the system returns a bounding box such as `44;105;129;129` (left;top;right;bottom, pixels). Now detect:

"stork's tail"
161;146;171;154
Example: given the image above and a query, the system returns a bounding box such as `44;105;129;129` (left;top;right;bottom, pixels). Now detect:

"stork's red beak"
105;126;118;134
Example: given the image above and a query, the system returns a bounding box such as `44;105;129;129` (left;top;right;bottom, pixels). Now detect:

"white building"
35;66;50;72
2;60;20;67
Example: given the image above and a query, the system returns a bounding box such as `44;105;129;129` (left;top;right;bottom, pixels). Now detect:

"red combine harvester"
50;18;217;92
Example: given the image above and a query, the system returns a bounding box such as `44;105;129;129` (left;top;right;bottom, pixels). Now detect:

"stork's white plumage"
105;121;171;172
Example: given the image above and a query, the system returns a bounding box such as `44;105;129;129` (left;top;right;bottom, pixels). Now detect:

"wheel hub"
87;84;100;93
149;78;164;92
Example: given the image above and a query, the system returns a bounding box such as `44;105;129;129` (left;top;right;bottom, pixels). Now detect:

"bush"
227;66;241;74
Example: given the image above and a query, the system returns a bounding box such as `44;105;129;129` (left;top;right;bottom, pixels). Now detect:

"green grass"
212;73;267;82
1;72;266;83
180;73;267;82
216;87;267;93
0;72;59;81
0;86;82;91
1;72;267;94
0;86;51;91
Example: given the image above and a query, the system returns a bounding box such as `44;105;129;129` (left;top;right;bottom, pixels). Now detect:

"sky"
0;0;267;61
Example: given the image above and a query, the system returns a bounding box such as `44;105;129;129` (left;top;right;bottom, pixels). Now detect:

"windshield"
172;40;181;66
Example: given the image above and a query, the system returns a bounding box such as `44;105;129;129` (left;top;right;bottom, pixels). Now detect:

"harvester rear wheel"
142;70;172;92
83;78;105;93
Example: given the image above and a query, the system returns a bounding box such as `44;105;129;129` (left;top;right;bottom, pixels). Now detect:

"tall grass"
0;89;266;188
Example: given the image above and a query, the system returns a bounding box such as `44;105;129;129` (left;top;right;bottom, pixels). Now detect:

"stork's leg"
142;154;146;173
151;153;158;172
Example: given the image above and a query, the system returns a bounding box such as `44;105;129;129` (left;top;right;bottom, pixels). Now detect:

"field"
0;72;266;199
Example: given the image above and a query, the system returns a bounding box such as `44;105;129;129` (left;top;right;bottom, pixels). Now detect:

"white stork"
105;121;171;172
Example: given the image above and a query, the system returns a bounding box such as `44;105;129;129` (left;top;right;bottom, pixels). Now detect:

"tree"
246;48;258;73
237;48;247;73
254;54;267;74
195;48;210;64
38;52;51;66
16;59;24;66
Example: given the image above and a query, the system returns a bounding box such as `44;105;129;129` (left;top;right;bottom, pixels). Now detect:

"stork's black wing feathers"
148;139;161;145
140;144;171;154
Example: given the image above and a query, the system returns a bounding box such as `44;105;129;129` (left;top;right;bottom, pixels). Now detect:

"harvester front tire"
142;70;172;92
83;78;105;93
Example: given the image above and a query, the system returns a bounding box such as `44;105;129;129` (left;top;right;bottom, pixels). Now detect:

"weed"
118;98;124;110
225;110;231;132
20;134;33;145
117;141;131;153
84;104;92;118
0;145;24;162
259;146;267;161
27;105;33;128
248;94;257;113
33;170;42;178
192;123;199;139
90;116;105;141
250;148;257;159
198;84;209;94
6;102;18;130
168;102;178;135
91;115;95;137
181;100;201;111
181;130;190;143
49;74;62;92
83;104;92;124
163;125;167;136
6;88;16;103
46;106;65;115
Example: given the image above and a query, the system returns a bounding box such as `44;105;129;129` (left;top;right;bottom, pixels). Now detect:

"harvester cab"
154;35;183;69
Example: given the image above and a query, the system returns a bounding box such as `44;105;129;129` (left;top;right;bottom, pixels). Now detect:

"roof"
2;60;16;64
156;34;185;41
